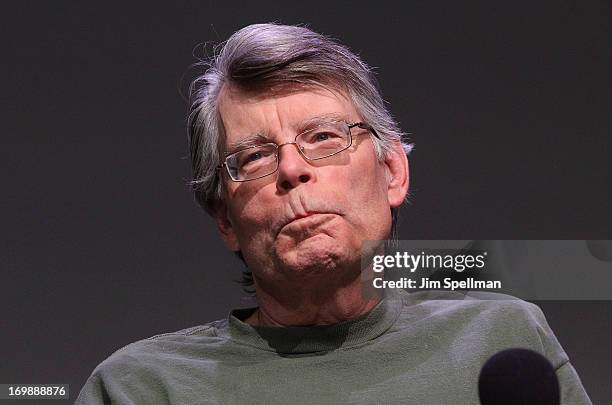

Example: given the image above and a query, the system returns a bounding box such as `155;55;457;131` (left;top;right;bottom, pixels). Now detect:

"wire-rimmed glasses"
218;121;379;182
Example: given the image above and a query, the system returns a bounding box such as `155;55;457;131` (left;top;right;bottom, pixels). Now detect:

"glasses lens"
226;144;278;181
297;122;351;159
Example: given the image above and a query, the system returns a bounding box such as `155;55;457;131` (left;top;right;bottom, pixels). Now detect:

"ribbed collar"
220;288;403;354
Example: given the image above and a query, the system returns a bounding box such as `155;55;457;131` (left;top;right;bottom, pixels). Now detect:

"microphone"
478;348;560;405
586;240;612;262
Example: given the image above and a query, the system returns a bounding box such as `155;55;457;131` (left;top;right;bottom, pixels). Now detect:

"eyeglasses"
218;121;379;182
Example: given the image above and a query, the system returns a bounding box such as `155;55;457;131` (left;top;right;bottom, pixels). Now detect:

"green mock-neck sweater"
76;289;592;404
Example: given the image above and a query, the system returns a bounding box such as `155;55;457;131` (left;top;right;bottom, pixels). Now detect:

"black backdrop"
1;1;610;404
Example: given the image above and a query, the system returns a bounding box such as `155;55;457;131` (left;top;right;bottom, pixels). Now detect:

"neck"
244;268;381;327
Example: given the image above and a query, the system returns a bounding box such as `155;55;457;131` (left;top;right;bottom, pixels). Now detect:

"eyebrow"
226;133;274;156
296;112;349;133
225;112;351;155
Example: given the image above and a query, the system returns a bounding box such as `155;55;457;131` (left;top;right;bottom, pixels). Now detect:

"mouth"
277;212;337;236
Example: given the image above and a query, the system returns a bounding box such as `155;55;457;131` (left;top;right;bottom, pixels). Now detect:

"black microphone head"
586;240;612;262
478;348;560;405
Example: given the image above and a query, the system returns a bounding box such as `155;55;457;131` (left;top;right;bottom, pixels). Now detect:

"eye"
237;148;275;169
299;126;346;146
311;131;342;143
315;132;330;142
245;152;262;162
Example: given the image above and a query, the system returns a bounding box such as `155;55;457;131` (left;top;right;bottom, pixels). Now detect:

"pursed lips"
276;212;338;236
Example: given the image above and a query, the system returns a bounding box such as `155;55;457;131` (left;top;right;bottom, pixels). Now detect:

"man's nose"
276;142;314;191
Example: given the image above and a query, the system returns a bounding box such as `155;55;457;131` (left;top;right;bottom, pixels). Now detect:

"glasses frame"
217;121;380;182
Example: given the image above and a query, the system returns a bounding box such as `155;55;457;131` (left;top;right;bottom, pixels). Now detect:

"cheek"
346;160;388;209
342;163;392;236
227;185;280;240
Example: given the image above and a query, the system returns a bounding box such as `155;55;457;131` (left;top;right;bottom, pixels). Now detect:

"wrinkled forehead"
217;82;360;150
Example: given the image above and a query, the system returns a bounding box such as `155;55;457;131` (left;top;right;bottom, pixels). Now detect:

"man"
76;23;591;404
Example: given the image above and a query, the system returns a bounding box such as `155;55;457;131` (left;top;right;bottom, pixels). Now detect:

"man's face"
215;84;408;287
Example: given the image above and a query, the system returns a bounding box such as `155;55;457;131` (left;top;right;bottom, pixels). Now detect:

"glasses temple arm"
352;122;380;139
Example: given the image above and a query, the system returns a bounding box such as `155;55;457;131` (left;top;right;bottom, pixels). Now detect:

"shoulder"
92;320;227;378
393;289;568;368
76;322;227;404
397;289;546;323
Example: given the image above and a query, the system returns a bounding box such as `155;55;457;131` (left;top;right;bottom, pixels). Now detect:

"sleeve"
74;374;111;405
74;368;148;405
556;360;593;405
74;352;153;405
524;302;593;405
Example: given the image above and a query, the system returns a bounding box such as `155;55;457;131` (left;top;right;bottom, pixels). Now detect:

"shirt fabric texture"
76;289;592;404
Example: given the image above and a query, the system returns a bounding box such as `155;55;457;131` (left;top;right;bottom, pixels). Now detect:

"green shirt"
76;289;592;404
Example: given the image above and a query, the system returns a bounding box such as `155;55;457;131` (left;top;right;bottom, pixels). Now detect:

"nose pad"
277;141;303;154
277;141;309;164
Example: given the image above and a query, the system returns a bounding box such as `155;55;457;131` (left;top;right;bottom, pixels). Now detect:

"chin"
274;234;355;276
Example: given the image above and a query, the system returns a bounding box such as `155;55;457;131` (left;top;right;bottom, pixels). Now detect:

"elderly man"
76;23;591;404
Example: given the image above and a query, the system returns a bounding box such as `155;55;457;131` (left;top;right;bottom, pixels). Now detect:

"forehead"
217;84;360;145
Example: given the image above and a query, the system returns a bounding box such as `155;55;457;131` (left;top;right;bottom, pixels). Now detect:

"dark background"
1;1;610;404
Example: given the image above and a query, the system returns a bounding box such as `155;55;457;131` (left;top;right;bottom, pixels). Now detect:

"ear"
384;141;410;208
210;200;241;252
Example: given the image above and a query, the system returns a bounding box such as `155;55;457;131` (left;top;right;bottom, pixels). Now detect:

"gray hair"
186;23;413;290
